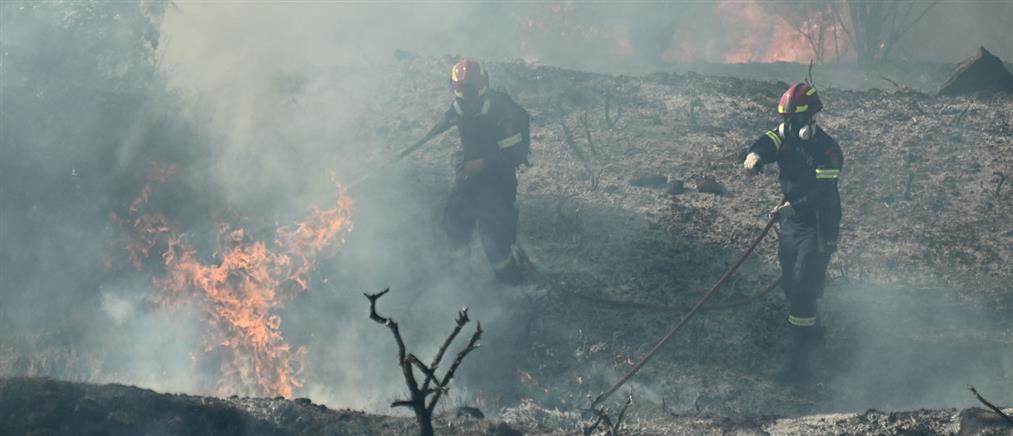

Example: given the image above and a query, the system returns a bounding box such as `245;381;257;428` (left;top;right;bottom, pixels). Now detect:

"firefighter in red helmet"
743;82;843;383
441;59;531;284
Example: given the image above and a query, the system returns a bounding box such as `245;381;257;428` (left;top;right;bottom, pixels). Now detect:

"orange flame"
113;162;176;268
515;1;852;65
119;163;353;398
666;1;854;64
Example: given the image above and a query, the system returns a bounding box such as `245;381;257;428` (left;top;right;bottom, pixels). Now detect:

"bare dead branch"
833;0;941;63
878;74;901;90
808;58;815;85
993;172;1007;198
556;193;581;230
427;322;483;415
364;289;414;393
882;0;940;59
661;397;680;418
582;409;607;436
599;414;615;435
408;354;441;391
421;307;470;391
580;390;633;436
581;112;599;156
689;98;703;127
954;103;972;125
903;171;915;200
829;1;858;59
365;289;483;436
610;390;634;435
364;289;429;433
605;88;622;129
364;289;416;388
562;120;603;191
969;385;1013;427
365;288;392;324
561;122;590;165
591;164;613;192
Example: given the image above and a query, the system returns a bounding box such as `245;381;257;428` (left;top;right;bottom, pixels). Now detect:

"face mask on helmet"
454;84;489;117
779;114;816;141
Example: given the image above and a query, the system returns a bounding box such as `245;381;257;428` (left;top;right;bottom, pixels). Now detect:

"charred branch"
581;112;599;156
611;390;634;435
421;307;470;392
364;289;482;436
562;121;608;191
775;4;835;63
581;390;632;436
582;409;607;436
992;171;1008;198
561;122;590;165
605;88;622;129
969;386;1013;427
879;74;902;90
427;322;482;415
592;164;612;192
829;0;941;65
408;354;441;393
689;98;703;127
557;193;582;235
391;400;416;409
661;397;680;418
954;103;973;125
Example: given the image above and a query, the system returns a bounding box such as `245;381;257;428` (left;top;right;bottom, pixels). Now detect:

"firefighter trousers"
442;172;521;283
778;219;833;328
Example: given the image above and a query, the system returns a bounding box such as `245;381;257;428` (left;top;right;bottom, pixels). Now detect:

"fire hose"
570;277;780;314
347;118;454;190
590;213;778;408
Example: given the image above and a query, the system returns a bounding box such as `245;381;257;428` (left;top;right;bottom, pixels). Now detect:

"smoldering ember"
2;2;1012;436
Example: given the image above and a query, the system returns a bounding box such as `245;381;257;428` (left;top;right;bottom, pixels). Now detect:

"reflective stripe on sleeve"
492;255;514;271
815;168;840;179
765;130;782;149
788;315;817;327
497;133;523;149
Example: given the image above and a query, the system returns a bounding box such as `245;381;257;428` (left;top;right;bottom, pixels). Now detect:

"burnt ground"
3;57;1012;434
358;56;1013;412
3;377;1012;435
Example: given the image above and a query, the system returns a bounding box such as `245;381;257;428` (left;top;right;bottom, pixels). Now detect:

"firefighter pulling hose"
744;82;843;382
591;81;843;408
350;59;532;284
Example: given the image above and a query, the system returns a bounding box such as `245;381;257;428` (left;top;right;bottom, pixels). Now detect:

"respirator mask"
778;114;816;141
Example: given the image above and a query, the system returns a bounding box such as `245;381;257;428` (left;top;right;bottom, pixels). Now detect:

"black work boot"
492;245;525;285
776;325;814;385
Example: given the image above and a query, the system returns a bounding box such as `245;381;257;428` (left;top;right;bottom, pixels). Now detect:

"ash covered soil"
4;377;1012;435
4;57;1012;434
362;56;1013;413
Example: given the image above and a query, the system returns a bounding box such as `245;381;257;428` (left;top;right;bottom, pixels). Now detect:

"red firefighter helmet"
778;82;822;116
450;58;489;98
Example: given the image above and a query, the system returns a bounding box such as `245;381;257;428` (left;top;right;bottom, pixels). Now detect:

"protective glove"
743;152;762;174
456;159;485;179
771;201;795;219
